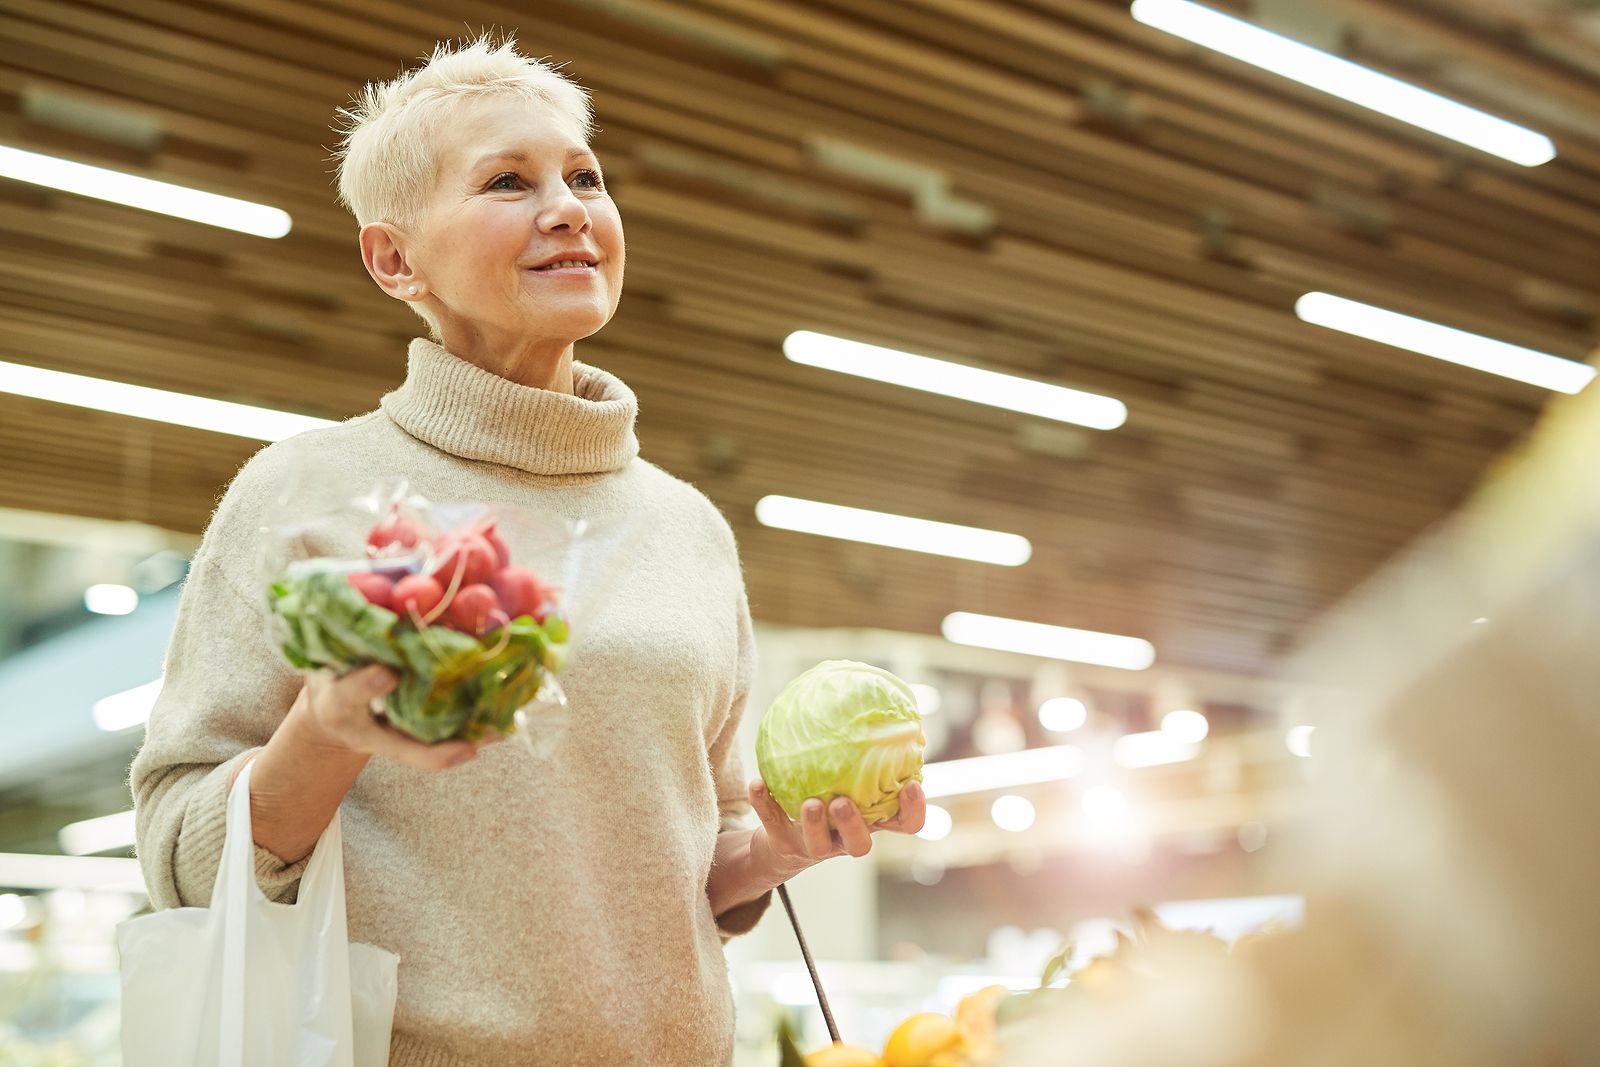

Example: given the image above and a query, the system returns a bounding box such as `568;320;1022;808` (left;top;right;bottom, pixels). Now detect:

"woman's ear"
359;222;426;301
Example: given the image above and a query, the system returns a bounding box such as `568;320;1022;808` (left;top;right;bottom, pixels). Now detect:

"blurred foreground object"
999;369;1600;1065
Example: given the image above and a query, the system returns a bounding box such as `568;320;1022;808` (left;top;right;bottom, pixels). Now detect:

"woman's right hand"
226;663;491;864
292;663;487;772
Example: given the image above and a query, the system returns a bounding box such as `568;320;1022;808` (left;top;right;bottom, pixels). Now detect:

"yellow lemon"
954;984;1010;1042
883;1012;962;1067
806;1042;883;1067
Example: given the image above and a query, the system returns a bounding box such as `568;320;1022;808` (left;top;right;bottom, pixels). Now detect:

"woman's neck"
438;322;575;393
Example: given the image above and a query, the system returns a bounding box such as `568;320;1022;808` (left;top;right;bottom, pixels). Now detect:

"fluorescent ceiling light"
990;794;1036;832
0;894;26;931
0;853;144;893
84;583;138;616
1160;708;1209;743
783;331;1127;431
1129;0;1556;167
1038;696;1088;733
1296;293;1595;394
59;811;136;856
755;495;1032;566
0;359;336;441
1113;729;1200;768
1080;784;1128;818
1286;724;1315;758
922;743;1087;798
93;677;162;732
0;143;293;236
942;612;1156;671
917;803;953;841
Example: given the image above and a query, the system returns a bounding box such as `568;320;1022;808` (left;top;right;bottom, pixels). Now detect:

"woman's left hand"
745;779;927;885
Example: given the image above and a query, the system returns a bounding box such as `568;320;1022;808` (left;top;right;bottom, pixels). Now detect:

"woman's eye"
487;170;603;191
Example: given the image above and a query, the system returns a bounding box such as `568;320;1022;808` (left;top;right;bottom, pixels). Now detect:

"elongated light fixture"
922;744;1087;798
84;583;139;616
59;811;136;857
1113;730;1200;768
943;611;1156;670
0;144;293;236
1296;293;1596;394
783;331;1127;430
93;677;163;732
0;360;335;441
755;495;1032;565
1130;0;1556;167
0;853;144;893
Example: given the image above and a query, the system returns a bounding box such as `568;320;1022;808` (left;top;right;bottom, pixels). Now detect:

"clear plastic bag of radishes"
260;479;624;757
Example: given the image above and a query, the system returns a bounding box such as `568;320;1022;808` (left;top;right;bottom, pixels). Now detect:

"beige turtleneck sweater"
129;339;771;1066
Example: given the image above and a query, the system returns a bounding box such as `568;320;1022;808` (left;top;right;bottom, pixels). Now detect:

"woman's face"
400;95;624;353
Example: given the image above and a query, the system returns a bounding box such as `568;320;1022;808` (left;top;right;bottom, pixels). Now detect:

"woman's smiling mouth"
527;261;597;277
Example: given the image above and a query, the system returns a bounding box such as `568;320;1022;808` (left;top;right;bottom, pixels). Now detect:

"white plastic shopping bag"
118;758;399;1066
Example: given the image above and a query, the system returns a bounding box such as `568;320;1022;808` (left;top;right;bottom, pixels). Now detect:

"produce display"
787;985;1005;1067
787;910;1252;1067
267;503;570;744
756;660;926;826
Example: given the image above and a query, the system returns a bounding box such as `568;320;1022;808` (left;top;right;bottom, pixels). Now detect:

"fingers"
304;666;476;772
308;664;397;722
748;781;800;848
800;798;835;858
350;717;477;772
338;663;400;702
879;781;927;836
745;782;922;871
830;798;873;857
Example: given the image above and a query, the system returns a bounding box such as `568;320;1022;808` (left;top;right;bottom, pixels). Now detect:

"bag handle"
212;756;265;911
212;754;348;911
213;755;356;1067
215;756;258;1067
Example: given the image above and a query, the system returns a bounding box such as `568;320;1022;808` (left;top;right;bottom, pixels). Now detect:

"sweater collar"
380;338;639;476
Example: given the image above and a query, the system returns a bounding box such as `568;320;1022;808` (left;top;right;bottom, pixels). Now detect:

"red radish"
482;526;511;569
392;574;445;621
529;577;559;622
347;572;395;610
433;533;496;588
444;583;500;635
490;566;540;619
368;514;427;554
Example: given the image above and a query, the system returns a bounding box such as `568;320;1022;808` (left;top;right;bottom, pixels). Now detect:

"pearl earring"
406;285;418;295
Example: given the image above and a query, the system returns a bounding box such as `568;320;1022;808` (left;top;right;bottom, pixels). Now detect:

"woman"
131;35;925;1066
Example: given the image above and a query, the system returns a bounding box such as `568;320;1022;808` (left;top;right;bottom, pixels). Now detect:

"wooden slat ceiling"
1;0;1597;674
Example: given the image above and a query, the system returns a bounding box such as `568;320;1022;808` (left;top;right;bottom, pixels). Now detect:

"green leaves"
268;568;564;744
776;1018;808;1067
1040;940;1075;990
269;571;403;669
989;938;1079;1029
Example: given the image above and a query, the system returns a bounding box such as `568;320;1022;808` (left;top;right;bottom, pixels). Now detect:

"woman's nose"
539;188;590;232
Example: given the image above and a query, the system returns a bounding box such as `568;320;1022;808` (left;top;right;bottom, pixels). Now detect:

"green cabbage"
755;659;926;825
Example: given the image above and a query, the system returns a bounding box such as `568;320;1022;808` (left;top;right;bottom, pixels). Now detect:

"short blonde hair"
333;34;593;229
331;34;595;335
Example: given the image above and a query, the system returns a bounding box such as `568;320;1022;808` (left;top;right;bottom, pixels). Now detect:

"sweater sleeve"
129;456;313;910
709;582;773;940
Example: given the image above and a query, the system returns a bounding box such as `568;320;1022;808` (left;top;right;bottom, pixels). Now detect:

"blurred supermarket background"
2;1;1599;1064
